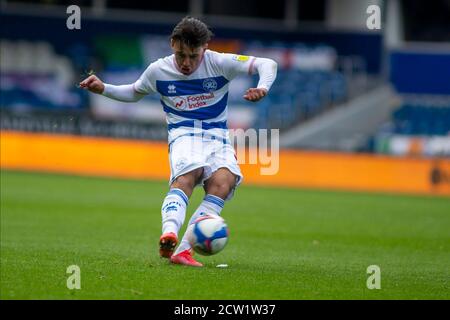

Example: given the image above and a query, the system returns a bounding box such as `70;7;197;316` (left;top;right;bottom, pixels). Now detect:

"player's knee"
206;180;233;199
172;168;203;195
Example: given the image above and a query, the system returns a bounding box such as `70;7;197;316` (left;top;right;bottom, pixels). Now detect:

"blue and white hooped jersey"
133;50;257;144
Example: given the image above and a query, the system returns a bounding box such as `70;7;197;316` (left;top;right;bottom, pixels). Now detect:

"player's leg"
182;168;236;233
184;167;237;228
161;167;204;235
171;168;238;267
160;133;208;259
203;167;237;199
170;138;242;267
159;167;204;258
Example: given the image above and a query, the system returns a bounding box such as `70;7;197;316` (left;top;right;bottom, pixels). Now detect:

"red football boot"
159;232;178;258
170;249;203;267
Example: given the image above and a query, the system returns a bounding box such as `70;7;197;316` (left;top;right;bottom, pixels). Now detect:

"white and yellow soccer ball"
187;214;229;256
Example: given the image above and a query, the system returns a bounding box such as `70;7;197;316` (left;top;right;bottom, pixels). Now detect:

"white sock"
161;188;189;235
174;194;224;255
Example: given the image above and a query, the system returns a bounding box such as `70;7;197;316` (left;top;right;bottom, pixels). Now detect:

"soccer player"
80;16;277;267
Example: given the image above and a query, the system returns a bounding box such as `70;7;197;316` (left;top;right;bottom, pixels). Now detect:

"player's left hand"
243;88;267;102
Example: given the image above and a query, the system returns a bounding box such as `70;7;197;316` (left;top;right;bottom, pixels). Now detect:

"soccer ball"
187;214;229;256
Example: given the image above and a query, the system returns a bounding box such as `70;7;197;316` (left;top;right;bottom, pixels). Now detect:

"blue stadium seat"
376;101;450;138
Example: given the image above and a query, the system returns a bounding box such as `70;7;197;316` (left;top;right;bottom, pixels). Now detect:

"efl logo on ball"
187;214;229;256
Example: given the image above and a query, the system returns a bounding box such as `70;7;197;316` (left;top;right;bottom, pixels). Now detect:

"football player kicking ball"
80;16;277;267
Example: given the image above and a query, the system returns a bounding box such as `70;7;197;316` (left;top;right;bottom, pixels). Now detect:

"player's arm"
244;57;278;102
217;52;277;102
79;74;146;102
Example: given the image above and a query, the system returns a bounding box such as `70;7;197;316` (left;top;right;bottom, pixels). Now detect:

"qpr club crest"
175;157;188;170
202;78;217;92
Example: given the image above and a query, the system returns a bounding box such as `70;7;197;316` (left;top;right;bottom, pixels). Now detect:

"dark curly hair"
171;16;214;48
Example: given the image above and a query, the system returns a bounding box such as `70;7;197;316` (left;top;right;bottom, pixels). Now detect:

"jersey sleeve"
133;61;158;95
213;52;257;80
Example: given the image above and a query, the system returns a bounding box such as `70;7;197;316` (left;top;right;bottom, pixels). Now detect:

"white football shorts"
168;133;243;200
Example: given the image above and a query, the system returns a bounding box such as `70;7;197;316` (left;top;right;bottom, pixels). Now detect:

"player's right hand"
243;88;267;102
79;75;105;94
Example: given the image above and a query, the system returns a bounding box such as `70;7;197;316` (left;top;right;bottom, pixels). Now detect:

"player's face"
171;40;206;75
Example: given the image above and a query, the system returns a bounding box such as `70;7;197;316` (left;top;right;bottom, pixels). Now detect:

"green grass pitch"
1;170;449;299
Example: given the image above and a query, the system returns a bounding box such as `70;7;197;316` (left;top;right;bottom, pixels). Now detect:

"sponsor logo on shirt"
170;92;216;110
232;55;250;62
173;97;187;110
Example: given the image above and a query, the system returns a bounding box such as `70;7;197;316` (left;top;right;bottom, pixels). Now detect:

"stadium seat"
374;100;450;142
